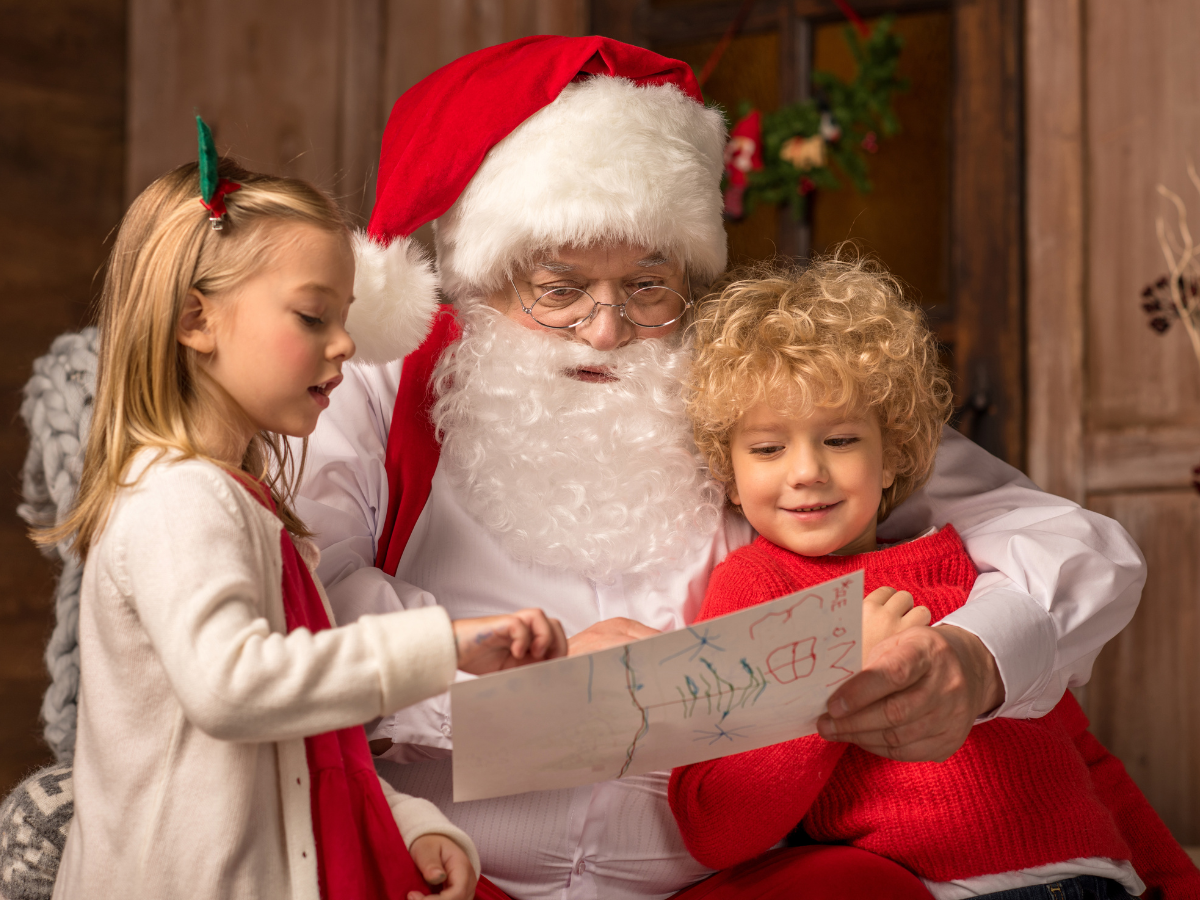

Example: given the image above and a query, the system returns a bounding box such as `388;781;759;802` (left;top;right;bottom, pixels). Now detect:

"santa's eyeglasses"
507;272;692;330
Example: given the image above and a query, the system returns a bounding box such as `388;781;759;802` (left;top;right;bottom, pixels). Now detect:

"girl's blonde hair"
45;159;351;558
686;254;953;522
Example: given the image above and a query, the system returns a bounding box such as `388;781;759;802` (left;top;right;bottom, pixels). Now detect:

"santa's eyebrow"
535;260;574;273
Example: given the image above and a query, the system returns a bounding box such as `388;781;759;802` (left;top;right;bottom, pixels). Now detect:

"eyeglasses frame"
508;269;693;330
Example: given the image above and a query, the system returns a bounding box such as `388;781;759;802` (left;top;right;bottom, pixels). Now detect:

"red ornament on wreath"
723;110;763;219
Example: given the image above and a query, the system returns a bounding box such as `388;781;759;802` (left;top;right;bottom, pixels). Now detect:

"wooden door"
1027;0;1200;842
594;0;1024;467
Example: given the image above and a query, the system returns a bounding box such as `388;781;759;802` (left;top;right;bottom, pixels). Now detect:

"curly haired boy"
669;257;1199;900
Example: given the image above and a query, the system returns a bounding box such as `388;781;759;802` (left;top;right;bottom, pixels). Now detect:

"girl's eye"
298;313;323;326
749;444;785;456
825;436;860;448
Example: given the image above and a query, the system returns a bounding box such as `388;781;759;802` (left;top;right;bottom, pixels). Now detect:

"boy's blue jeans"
974;875;1138;900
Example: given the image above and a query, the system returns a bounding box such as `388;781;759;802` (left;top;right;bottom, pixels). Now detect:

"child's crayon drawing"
451;571;863;802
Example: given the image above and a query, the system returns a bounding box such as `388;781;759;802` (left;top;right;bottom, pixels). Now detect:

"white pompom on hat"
346;35;729;362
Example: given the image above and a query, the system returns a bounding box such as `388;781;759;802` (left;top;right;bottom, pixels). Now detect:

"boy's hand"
861;585;931;662
408;833;477;900
453;609;568;674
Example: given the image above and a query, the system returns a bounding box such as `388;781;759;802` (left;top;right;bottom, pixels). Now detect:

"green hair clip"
196;116;241;230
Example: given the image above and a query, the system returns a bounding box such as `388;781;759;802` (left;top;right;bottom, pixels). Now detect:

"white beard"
431;304;725;584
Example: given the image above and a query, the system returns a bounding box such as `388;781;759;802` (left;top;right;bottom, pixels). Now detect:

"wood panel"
1086;0;1200;432
810;11;952;321
0;0;126;797
949;0;1023;467
128;0;588;223
1087;490;1200;842
1086;425;1200;493
1024;0;1084;504
1027;0;1200;843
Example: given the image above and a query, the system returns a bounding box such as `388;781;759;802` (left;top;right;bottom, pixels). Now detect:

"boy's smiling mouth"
783;501;840;514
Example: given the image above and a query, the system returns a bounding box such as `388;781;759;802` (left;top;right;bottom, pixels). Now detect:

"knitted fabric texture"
17;328;97;763
669;527;1133;880
0;332;96;899
0;763;73;900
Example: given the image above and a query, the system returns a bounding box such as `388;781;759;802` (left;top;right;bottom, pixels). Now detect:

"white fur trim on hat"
348;231;440;364
435;76;728;301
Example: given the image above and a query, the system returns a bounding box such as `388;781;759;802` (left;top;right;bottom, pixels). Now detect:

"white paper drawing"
451;570;863;802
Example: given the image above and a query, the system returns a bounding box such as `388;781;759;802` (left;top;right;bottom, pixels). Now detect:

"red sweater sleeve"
668;550;849;870
1059;694;1200;899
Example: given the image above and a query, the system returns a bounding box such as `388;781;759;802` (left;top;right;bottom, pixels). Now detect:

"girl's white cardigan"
53;453;478;900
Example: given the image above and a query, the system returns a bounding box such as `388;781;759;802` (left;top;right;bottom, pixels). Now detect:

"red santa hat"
347;35;728;364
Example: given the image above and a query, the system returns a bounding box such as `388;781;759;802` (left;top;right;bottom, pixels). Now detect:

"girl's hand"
408;833;477;900
861;586;931;663
453;609;568;674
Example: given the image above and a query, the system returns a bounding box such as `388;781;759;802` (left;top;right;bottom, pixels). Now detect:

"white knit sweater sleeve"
376;776;482;875
108;458;458;743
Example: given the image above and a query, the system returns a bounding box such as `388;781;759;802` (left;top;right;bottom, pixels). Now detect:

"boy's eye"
825;436;860;448
298;313;323;326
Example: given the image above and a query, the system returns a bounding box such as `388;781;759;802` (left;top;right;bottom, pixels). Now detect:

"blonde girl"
49;158;566;900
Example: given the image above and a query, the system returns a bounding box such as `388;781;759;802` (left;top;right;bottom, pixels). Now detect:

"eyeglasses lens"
530;286;686;328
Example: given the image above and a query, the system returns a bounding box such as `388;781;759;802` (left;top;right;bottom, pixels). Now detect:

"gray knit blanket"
1;330;96;900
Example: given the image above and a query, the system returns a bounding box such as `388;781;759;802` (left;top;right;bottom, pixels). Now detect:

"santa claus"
299;36;1145;900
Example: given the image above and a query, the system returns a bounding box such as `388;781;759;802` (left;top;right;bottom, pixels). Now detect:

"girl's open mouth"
309;374;343;408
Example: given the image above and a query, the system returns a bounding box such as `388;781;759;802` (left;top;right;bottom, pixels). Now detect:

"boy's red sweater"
669;526;1135;883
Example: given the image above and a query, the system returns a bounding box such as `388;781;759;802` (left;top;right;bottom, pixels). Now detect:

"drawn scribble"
825;640;857;687
618;646;650;777
830;579;853;611
693;721;753;745
749;595;821;640
833;626;847;638
659;626;726;665
765;638;817;684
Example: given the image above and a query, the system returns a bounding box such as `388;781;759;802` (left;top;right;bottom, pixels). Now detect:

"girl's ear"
727;481;741;507
177;288;217;354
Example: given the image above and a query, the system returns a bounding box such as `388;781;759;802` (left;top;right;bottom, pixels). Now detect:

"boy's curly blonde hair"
686;255;953;522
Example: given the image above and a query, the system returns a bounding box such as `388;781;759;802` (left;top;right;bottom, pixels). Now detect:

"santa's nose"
573;301;636;351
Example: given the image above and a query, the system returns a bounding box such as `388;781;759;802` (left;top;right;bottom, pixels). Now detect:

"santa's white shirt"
297;359;1146;900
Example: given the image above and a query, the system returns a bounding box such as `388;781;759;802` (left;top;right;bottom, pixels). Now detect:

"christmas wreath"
721;17;906;220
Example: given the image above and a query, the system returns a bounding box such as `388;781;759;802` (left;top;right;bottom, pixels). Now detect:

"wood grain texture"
1086;425;1200;493
1086;0;1200;432
1087;490;1200;843
127;0;347;203
1024;0;1084;503
0;0;126;796
949;0;1024;467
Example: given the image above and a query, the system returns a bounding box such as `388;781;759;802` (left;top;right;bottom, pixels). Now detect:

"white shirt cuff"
935;586;1058;721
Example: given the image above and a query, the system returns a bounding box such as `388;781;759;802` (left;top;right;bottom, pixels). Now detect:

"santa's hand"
861;586;931;662
816;624;1004;762
567;617;661;655
408;833;477;900
453;609;568;674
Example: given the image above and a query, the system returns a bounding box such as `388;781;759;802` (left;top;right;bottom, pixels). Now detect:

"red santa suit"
302;35;1148;900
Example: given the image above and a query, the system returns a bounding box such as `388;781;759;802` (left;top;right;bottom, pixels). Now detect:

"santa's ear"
346;231;440;365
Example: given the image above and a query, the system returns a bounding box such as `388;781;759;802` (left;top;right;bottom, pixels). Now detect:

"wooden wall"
127;0;589;223
1027;0;1200;842
0;0;126;797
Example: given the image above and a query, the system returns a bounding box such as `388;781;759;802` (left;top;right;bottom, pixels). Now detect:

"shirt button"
440;723;452;737
575;860;586;875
